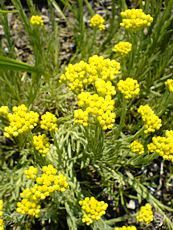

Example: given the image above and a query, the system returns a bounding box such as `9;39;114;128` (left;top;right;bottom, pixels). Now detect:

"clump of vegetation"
0;0;173;229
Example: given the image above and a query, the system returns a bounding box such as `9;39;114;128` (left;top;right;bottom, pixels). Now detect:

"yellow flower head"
0;200;4;229
117;78;140;99
89;14;105;30
30;15;43;26
25;166;38;180
136;203;153;224
0;106;9;117
41;164;57;175
33;134;50;156
138;104;162;134
17;164;68;218
112;41;132;56
74;109;89;127
148;130;173;162
4;104;39;138
130;140;144;155
120;9;153;30
60;55;120;93
95;79;116;97
17;198;41;218
0;200;3;216
40;112;58;132
115;226;137;230
76;92;116;130
79;197;108;225
165;79;173;92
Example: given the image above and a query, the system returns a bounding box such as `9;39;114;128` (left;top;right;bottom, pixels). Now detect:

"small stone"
127;200;136;209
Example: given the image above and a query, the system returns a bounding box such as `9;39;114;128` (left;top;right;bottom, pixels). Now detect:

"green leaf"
0;56;40;73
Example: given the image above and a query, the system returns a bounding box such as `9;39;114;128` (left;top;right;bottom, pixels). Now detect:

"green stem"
158;90;170;116
105;214;134;225
119;97;127;130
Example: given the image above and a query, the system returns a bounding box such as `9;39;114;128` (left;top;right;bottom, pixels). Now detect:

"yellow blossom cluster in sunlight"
17;165;68;217
60;55;120;93
33;134;50;156
117;78;140;99
40;112;58;132
136;203;154;224
130;140;144;155
120;9;153;30
165;79;173;92
0;200;4;230
4;104;39;138
79;197;108;225
24;166;38;180
30;15;43;26
74;92;116;130
112;41;132;56
148;130;173;162
89;14;105;30
138;104;162;133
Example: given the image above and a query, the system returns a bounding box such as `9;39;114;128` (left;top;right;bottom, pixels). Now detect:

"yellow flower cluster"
74;93;116;130
0;200;4;230
117;78;140;99
112;41;132;56
136;203;154;224
138;105;162;134
17;165;68;217
0;106;9;117
165;79;173;92
95;79;116;97
40;112;58;131
115;226;137;230
60;55;120;93
148;130;173;162
120;9;153;30
25;166;38;180
33;134;50;156
130;140;144;155
89;14;105;30
16;198;41;218
4;104;39;138
74;109;89;127
88;55;120;82
79;197;108;225
30;15;43;26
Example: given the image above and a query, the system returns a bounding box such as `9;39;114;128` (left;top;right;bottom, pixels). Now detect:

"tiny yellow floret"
89;14;105;30
130;140;144;155
112;41;132;56
117;78;140;99
30;15;43;26
79;197;108;225
136;203;153;224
